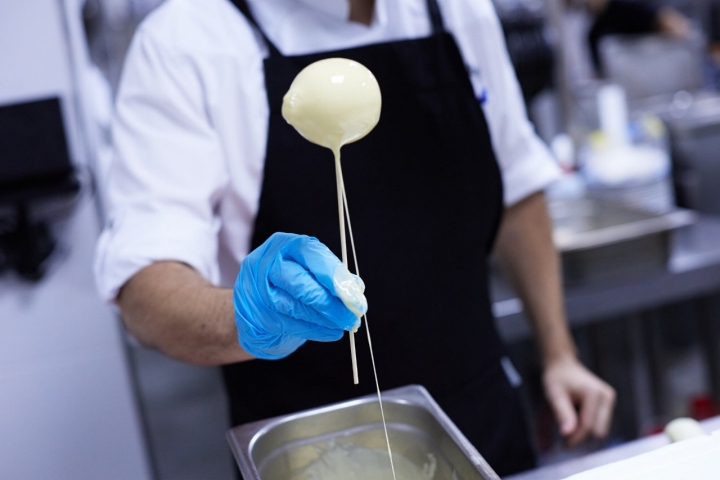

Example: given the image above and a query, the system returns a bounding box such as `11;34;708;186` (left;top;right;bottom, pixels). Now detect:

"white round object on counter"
664;417;706;442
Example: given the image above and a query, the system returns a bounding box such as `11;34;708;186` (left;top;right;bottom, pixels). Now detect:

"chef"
95;0;616;475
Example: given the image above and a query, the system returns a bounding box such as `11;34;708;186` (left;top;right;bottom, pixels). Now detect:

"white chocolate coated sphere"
282;58;382;153
665;418;705;442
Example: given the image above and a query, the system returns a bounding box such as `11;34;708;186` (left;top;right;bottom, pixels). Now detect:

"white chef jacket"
94;0;561;301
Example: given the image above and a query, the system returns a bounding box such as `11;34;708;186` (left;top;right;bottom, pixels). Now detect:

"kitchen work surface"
227;385;500;480
507;416;720;480
549;199;695;285
494;215;720;342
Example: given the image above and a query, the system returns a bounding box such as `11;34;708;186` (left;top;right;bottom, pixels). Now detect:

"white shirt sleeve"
445;0;561;206
94;28;227;301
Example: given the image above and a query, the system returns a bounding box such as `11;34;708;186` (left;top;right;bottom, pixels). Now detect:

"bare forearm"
496;193;616;443
117;261;253;366
495;192;576;366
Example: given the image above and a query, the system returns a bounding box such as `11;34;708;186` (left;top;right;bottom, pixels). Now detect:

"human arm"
446;1;616;445
494;192;616;446
118;233;366;366
118;261;250;366
94;27;366;367
95;29;241;365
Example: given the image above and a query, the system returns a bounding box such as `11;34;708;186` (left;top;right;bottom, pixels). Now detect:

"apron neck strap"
425;0;446;34
228;0;282;57
230;0;447;57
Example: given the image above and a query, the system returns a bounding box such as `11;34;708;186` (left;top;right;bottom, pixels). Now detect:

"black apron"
223;0;536;475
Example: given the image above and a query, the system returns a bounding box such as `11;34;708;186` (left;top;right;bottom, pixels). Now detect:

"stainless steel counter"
493;215;720;342
506;416;720;480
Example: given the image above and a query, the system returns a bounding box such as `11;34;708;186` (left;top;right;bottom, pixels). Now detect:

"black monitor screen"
0;97;73;188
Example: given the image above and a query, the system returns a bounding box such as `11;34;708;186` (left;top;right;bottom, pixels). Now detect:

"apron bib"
223;0;535;474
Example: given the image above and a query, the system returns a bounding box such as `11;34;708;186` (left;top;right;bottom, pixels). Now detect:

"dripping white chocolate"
281;58;396;480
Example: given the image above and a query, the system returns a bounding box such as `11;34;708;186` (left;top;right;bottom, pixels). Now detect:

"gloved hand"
234;232;367;360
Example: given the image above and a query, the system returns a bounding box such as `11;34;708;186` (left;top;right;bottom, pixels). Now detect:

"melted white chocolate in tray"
295;444;436;480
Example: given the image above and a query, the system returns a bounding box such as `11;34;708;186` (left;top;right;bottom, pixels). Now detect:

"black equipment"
0;97;79;280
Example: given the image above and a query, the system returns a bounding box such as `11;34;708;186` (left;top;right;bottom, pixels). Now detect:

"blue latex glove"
234;232;367;360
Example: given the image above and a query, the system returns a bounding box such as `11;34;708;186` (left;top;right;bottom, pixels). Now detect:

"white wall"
0;2;74;101
0;0;83;164
0;1;152;478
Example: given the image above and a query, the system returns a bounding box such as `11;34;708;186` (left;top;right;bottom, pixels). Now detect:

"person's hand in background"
584;0;693;71
656;6;691;39
234;232;366;360
543;355;617;446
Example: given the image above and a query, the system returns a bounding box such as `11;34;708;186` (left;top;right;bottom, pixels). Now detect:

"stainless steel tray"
548;199;696;285
550;199;696;253
227;385;500;480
